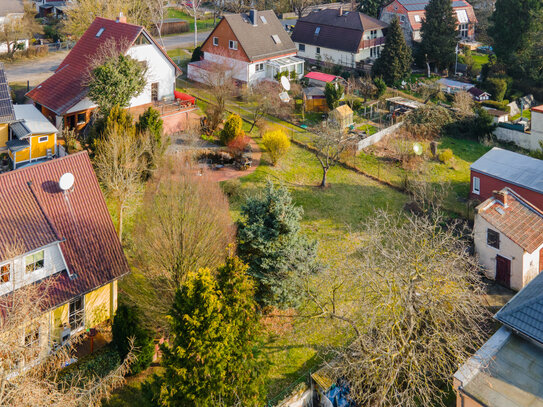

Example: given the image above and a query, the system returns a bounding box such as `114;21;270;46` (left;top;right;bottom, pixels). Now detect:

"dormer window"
25;250;44;273
96;28;105;38
272;34;281;44
0;263;10;284
315;27;321;36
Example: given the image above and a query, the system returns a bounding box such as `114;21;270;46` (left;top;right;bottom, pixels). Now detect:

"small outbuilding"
329;104;354;129
468;87;490;101
304;71;340;87
474;188;543;290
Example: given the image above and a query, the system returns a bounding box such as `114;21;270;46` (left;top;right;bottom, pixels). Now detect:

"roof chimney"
116;12;127;24
493;190;509;207
339;6;343;16
249;8;257;26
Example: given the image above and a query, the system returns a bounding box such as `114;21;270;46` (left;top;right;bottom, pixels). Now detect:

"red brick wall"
201;19;250;62
470;170;543;210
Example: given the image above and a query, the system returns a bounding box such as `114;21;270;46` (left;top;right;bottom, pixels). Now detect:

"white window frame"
0;262;10;284
472;176;480;194
38;136;48;143
213;36;218;46
229;40;238;50
69;296;85;332
299;43;305;51
255;63;264;72
414;14;421;22
459;23;469;38
25;250;44;274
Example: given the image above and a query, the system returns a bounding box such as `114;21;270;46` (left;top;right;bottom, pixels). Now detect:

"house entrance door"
496;255;511;288
151;83;159;102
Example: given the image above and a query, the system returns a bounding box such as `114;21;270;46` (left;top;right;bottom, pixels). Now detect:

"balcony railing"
360;36;386;50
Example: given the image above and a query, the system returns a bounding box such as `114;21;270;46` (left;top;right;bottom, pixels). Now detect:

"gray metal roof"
5;138;29;152
471;147;543;195
495;271;543;345
459;328;543;406
0;63;15;123
223;10;297;61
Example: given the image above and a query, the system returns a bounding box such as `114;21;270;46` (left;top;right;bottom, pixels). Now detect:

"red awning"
174;91;196;105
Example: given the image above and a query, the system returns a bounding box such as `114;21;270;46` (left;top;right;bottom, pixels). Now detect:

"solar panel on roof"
404;4;428;10
0;63;15;123
451;0;467;6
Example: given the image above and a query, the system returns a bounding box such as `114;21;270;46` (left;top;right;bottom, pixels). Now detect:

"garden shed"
329;104;354;129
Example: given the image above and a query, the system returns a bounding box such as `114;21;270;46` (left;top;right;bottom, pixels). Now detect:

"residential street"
5;30;211;85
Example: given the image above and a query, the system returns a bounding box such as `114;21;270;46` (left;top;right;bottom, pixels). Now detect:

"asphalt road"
5;30;212;85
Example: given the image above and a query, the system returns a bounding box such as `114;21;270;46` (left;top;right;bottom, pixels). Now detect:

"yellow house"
0;152;129;360
6;105;58;170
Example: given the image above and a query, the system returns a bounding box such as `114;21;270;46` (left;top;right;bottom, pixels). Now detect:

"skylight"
315;26;320;36
96;28;105;38
260;15;267;23
272;34;281;44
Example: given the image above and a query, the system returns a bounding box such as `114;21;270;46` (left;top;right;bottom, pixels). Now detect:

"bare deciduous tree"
290;0;316;18
301;211;489;407
245;80;292;131
126;158;235;332
452;91;475;117
148;0;168;47
0;1;42;58
198;53;237;133
312;123;356;187
93;125;148;242
64;0;153;38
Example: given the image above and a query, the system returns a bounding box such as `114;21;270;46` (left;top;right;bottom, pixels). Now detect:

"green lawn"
228;132;407;399
471;52;490;70
511;109;532;121
355;136;492;216
166;8;215;31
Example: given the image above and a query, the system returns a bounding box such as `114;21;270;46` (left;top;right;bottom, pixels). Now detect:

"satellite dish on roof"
59;172;75;191
280;75;291;91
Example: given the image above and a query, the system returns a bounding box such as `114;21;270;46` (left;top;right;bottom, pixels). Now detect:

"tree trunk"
193;7;198;48
118;201;124;243
320;167;328;188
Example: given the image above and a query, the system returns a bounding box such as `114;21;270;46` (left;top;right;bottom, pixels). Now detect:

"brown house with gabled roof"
0;151;129;359
188;9;304;85
291;8;388;69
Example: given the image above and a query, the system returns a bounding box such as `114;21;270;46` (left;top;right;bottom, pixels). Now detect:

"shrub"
112;304;154;375
227;134;251;158
220;114;243;145
481;100;510;113
191;46;203;62
373;77;387;98
262;129;291;165
438;148;453;164
221;179;242;198
59;346;121;386
484;77;507;102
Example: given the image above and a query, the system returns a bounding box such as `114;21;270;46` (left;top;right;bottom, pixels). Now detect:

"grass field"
355;136;492;216
166;8;215;31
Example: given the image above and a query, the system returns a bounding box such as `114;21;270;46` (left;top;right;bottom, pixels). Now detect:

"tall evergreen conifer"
373;16;412;85
419;0;457;71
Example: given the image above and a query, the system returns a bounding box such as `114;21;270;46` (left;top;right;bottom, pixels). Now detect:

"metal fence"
44;41;76;53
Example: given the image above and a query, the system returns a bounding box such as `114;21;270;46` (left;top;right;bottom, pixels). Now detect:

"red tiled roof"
477;188;543;253
304;71;338;83
26;17;181;115
0;152;129;307
532;105;543;113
